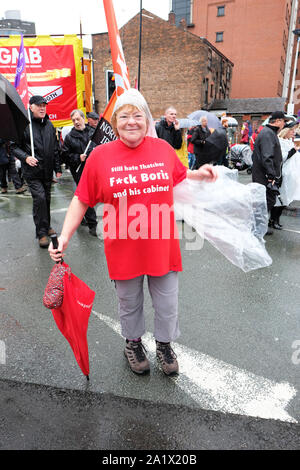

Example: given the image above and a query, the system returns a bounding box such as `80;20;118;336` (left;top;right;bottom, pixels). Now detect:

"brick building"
173;0;299;111
92;10;233;118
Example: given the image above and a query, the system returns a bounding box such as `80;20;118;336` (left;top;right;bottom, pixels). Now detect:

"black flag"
91;116;117;146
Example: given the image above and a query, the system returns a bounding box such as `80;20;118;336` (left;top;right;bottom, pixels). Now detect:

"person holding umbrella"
49;88;217;377
11;95;62;248
191;116;212;168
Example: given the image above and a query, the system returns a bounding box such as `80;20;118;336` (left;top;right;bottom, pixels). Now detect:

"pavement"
0;170;300;450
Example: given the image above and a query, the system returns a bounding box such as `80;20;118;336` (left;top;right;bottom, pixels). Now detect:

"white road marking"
92;310;297;424
0;340;6;364
282;228;300;234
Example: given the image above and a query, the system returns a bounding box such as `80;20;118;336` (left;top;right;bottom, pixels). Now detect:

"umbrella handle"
50;234;63;264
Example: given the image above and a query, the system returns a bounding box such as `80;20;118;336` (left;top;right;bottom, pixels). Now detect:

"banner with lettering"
91;90;117;145
0;35;85;127
103;0;130;96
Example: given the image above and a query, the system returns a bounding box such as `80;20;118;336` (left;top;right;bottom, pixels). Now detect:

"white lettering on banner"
0;47;42;65
116;35;130;90
44;87;63;103
100;121;116;140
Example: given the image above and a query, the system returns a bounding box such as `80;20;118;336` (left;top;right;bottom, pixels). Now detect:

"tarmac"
0;170;299;451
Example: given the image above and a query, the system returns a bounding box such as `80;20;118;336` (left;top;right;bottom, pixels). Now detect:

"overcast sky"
1;0;171;47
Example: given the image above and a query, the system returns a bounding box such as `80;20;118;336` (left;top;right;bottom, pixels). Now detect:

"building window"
217;6;225;17
216;31;224;42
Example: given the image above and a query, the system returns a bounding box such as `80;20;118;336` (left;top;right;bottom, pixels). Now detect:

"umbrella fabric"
226;117;238;126
51;262;95;378
187;110;222;129
0;73;29;143
178;118;198;129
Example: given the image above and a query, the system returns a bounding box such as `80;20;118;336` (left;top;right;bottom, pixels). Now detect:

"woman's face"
288;128;295;139
116;106;147;148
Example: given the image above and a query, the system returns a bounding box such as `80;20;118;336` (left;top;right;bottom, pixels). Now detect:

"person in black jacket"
155;107;182;149
191;116;212;168
61;109;97;236
252;111;288;235
12;95;61;248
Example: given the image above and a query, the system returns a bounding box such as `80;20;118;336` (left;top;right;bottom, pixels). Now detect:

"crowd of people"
2;95;300;245
2;91;300;378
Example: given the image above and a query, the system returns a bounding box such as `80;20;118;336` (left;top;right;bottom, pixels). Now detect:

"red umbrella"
43;236;95;379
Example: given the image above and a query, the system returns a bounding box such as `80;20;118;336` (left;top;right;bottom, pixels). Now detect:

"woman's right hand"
48;235;69;262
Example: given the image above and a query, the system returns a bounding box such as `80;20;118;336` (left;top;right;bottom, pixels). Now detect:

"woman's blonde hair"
278;127;292;139
111;104;148;137
111;88;156;138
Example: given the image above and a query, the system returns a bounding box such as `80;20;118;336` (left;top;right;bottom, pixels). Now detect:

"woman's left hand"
187;164;218;183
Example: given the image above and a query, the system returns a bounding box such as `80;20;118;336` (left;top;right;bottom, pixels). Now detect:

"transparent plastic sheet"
276;151;300;207
174;167;272;272
279;137;294;163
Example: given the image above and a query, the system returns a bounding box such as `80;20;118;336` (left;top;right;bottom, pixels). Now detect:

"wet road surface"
0;171;299;449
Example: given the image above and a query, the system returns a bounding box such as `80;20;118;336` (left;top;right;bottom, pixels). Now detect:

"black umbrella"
0;73;29;143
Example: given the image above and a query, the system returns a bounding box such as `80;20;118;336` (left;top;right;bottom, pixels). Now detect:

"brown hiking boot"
156;342;179;376
48;228;56;236
39;236;49;248
124;340;150;375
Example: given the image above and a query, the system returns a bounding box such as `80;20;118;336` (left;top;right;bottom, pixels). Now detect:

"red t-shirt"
75;136;187;280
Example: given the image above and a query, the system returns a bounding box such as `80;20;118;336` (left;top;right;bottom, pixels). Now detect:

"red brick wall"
92;11;233;119
189;0;291;99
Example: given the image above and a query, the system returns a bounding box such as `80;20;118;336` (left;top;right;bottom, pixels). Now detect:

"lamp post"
288;28;300;115
138;0;142;90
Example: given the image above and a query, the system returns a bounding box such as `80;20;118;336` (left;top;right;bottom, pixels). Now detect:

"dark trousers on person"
270;206;284;224
70;168;97;229
0;161;23;190
266;188;277;213
0;164;8;189
27;178;52;239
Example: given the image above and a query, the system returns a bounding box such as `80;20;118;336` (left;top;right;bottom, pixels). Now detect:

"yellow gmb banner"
0;35;86;128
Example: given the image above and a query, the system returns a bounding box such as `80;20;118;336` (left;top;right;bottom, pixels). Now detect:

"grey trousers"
114;271;180;343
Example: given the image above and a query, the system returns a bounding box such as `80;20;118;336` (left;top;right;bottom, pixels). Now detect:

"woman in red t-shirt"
49;89;217;377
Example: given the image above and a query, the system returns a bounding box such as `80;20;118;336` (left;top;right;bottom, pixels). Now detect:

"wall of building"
92;11;232;118
188;0;292;99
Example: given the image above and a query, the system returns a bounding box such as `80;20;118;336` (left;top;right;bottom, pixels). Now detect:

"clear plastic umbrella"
179;118;199;128
188;110;222;129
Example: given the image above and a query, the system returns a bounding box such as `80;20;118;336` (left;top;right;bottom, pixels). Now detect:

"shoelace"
131;342;147;362
159;344;177;364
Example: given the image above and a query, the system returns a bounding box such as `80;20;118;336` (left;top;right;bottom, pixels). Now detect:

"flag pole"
27;106;35;158
138;0;143;90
